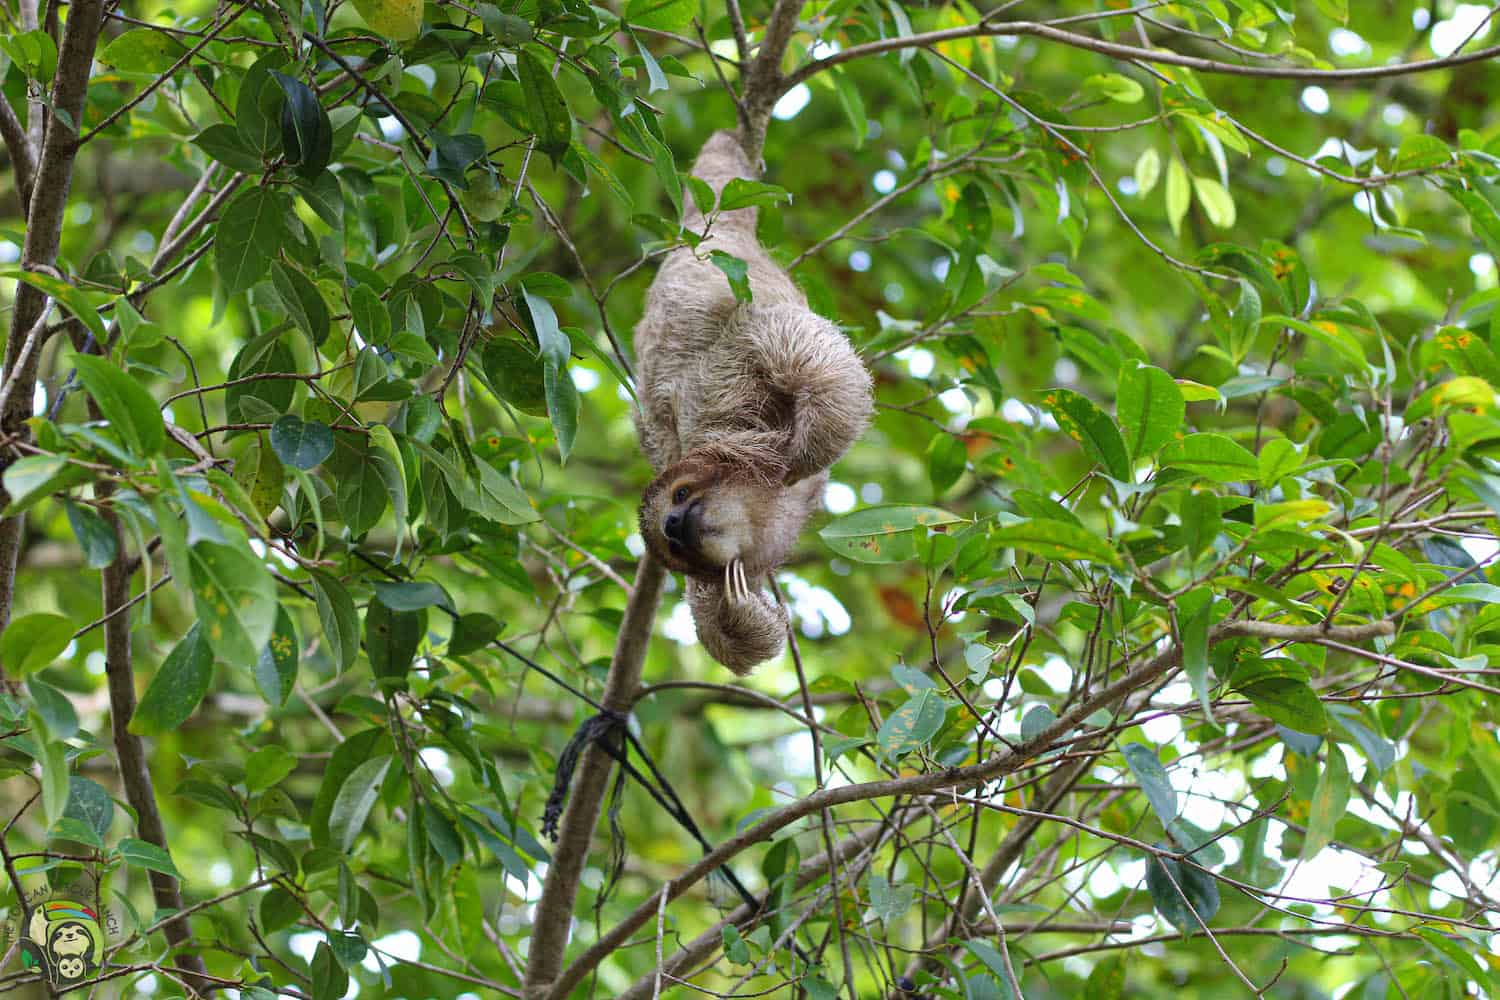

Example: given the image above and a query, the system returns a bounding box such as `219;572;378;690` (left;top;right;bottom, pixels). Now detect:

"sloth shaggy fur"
634;130;873;674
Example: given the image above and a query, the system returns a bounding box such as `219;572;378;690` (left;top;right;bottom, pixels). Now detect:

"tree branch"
780;18;1500;94
543;617;1395;997
99;503;209;993
0;0;105;665
736;0;803;164
520;554;666;999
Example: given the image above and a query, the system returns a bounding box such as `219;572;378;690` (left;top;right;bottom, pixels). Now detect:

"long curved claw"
725;559;754;606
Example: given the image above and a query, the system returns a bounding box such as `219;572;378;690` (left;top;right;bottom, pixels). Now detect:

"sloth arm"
686;575;786;676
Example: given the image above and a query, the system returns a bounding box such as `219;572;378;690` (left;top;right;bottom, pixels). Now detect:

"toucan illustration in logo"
18;900;103;991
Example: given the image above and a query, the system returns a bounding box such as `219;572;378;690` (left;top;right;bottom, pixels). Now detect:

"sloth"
635;130;873;674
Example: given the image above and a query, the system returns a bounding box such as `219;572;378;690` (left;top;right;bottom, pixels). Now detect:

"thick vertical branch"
0;0;105;655
521;555;666;999
736;0;803;164
100;509;209;992
521;6;807;992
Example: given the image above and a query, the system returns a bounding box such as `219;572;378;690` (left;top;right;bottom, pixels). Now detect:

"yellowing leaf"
1165;157;1190;236
1192;175;1236;228
351;0;422;40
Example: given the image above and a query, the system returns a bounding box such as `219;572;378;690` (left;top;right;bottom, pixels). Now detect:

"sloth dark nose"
663;510;684;542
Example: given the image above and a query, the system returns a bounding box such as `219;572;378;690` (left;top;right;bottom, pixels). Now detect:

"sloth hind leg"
717;302;874;484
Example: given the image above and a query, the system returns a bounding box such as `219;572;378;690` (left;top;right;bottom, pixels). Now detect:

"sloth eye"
672;487;690;504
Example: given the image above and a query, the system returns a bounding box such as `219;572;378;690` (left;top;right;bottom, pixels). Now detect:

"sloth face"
640;459;768;578
49;923;92;958
54;955;86;981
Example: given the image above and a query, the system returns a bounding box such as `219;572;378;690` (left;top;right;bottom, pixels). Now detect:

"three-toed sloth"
634;130;873;674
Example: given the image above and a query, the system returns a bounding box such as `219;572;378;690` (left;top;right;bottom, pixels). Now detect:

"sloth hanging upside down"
634;130;874;674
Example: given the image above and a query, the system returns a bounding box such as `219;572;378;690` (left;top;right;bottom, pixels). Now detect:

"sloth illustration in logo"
19;900;103;989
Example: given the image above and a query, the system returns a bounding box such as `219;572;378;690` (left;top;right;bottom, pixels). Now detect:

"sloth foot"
724;558;756;606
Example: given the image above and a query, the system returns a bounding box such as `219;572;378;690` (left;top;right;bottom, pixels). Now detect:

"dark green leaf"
270;415;335;469
215;187;286;297
131;623;214;734
73;354;165;458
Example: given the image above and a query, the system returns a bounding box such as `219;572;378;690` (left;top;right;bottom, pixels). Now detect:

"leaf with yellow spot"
819;505;962;564
1408;375;1497;421
188;541;276;669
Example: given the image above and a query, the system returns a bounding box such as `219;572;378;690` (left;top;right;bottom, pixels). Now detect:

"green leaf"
365;600;424;690
29;678;78;740
246;745;298;794
1084;956;1125;1000
271;263;330;346
99;28;189;73
188;541;277;669
2;268;108;345
193;123;263;172
1145;852;1219;931
624;0;694;31
1177;588;1215;721
131;623;214;734
991;518;1122;568
270;415;335;469
1179;491;1221;559
118;837;181;877
0;613;74;677
1301;746;1350;858
1042;388;1130;480
1257;438;1302;487
373;581;450;611
518;45;572;163
311;728;392;846
1121;742;1177;827
1165;157;1190;236
1192;175;1236;228
1395;134;1451;171
62;776;114;845
72;354;165;458
818;505;963;563
1117;363;1183;461
2;454;93;515
351;0;422;38
1235;670;1328;734
722;925;750;964
273;71;333;179
309;570;359;673
64;500;119;568
522;286;569;369
255;605;299;707
1134;148;1161;196
867;873;916;923
37;733;68;826
719;178;792;212
449;613;502;656
1254;498;1331;532
215;187;286;297
877;689;946;758
544;358;579;464
927;433;966;494
1161;433;1257;482
329;755;392;853
1081;73;1144;103
709;251;752;303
